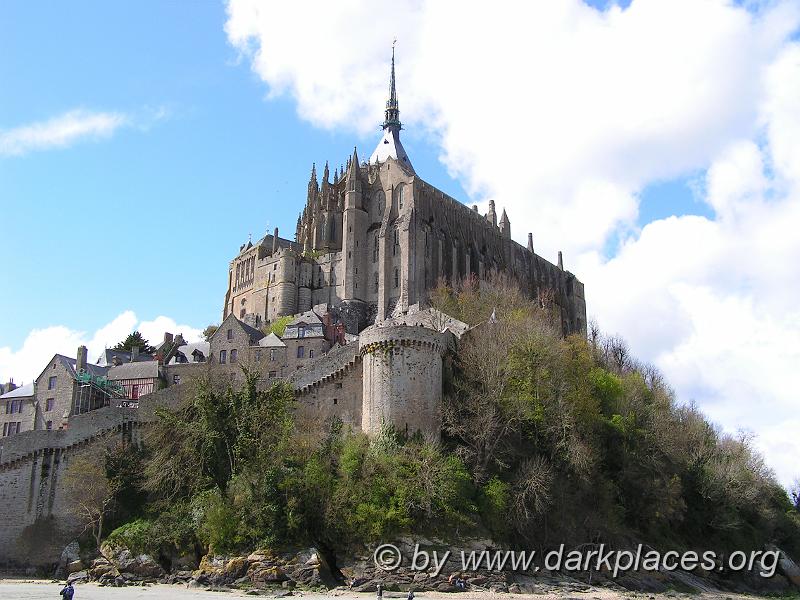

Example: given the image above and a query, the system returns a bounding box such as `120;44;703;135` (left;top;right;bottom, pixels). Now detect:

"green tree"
202;324;219;341
112;331;155;354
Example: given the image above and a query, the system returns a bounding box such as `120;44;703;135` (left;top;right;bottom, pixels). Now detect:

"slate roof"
56;355;108;379
287;310;323;327
107;361;160;380
96;349;155;366
258;333;286;348
0;383;34;399
168;341;211;364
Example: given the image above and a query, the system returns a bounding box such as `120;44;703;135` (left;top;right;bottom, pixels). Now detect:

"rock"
508;583;522;594
468;576;487;585
252;565;289;586
67;570;89;584
225;556;250;580
67;560;84;574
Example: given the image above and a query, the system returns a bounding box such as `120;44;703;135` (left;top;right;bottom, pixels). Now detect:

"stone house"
0;383;35;436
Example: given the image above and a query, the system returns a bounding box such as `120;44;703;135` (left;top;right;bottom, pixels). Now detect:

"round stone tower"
359;324;446;438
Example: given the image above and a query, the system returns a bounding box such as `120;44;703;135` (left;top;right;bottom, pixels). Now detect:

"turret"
499;209;510;238
272;227;279;254
486;200;498;228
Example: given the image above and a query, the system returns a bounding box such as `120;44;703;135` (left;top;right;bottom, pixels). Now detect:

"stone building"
223;48;586;338
0;51;590;567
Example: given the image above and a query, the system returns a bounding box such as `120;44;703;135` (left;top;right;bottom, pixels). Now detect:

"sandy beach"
1;579;789;600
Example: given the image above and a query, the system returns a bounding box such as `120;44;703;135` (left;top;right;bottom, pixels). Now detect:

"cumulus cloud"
0;312;203;384
226;0;800;486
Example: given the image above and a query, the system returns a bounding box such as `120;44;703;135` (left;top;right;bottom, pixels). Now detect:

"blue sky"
0;0;469;349
0;0;709;350
2;0;799;485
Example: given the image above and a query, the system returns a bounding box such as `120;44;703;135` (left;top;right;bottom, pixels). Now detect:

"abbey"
0;51;588;567
223;49;586;338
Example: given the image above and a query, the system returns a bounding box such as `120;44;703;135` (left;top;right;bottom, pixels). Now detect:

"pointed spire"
323;161;330;183
499;209;510;238
382;40;401;131
346;146;361;190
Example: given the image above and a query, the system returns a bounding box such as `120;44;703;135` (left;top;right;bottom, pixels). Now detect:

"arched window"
394;268;399;289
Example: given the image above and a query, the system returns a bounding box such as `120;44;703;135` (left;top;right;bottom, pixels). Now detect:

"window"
240;309;246;318
270;349;276;362
6;399;22;414
131;385;139;400
309;349;315;359
393;229;398;256
2;423;6;437
268;371;277;378
255;349;262;362
298;326;306;338
46;421;53;431
394;268;399;288
335;382;342;389
46;398;54;412
173;374;181;385
219;350;227;364
374;272;379;293
227;329;233;340
48;376;57;390
333;398;338;405
230;349;238;363
297;346;305;359
398;185;404;209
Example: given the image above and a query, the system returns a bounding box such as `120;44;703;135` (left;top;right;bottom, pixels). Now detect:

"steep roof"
258;333;286;348
107;361;159;381
96;348;155;366
53;354;108;379
0;383;34;399
369;129;414;172
287;310;323;327
168;341;210;364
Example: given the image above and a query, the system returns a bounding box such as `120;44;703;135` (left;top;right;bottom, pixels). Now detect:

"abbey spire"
383;42;401;131
369;42;414;173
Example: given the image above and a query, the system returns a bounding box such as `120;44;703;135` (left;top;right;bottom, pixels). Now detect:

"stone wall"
359;325;446;438
0;384;185;568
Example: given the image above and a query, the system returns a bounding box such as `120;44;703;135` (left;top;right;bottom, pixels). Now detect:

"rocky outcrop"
187;548;338;590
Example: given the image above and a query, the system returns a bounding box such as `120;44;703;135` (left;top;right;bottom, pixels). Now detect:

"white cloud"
0;106;170;157
0;312;203;384
226;0;800;486
0;109;130;157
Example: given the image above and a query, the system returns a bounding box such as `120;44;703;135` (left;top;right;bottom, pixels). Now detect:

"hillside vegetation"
99;276;799;565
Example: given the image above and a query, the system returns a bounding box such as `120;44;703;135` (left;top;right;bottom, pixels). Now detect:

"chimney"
272;227;279;253
174;333;186;347
163;332;173;345
131;346;140;362
558;251;564;270
527;233;534;254
4;380;16;393
76;345;88;374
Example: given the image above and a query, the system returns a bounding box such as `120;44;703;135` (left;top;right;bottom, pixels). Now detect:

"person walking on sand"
377;582;383;600
407;589;415;600
59;581;74;600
